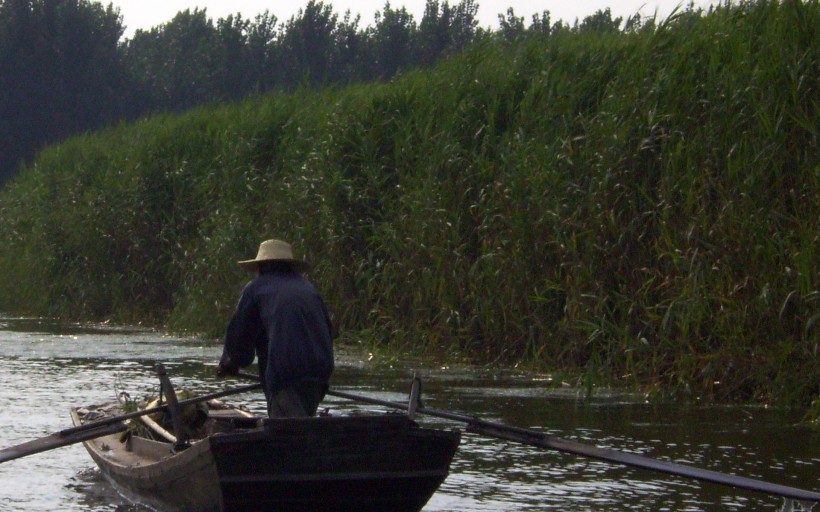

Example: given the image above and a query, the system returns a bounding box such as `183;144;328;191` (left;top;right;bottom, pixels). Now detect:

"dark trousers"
267;380;327;418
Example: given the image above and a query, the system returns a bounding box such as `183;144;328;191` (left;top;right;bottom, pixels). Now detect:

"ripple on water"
0;316;817;511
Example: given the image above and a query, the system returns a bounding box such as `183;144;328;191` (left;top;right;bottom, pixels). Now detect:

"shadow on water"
0;315;817;511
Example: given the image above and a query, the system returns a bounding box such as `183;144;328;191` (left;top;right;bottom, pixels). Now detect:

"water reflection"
67;469;144;512
0;315;817;511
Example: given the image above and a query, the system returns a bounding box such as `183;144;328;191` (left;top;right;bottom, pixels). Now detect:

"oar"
236;372;819;503
334;389;819;502
0;381;262;464
329;389;819;502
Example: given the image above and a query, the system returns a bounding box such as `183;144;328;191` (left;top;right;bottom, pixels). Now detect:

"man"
217;239;334;417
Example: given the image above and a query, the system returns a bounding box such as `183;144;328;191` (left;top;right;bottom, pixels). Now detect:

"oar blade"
0;422;127;464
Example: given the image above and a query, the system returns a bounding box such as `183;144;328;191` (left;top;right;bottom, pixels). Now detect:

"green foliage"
0;0;817;407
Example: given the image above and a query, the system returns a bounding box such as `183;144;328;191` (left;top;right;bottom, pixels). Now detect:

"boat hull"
213;415;460;512
72;407;459;512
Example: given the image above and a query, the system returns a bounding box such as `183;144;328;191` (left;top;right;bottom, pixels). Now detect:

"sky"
109;0;718;38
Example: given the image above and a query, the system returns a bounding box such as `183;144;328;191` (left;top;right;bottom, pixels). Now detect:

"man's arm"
218;282;260;375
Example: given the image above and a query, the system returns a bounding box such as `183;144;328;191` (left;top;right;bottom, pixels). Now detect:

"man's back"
252;271;334;388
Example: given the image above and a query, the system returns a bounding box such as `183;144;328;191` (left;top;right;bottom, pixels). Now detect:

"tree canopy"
0;0;623;185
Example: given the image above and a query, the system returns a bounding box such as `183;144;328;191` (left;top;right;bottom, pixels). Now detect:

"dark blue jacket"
220;271;334;401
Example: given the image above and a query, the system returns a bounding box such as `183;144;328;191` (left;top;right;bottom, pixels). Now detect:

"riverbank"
0;0;817;407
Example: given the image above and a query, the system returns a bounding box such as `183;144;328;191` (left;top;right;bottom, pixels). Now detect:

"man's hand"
216;363;239;377
217;352;240;377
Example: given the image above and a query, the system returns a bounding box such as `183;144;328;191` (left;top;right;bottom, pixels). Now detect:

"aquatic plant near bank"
0;0;817;407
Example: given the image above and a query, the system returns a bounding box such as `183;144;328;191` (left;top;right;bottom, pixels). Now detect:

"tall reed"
0;0;816;405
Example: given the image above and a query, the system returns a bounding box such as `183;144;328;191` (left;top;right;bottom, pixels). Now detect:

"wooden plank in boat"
126;434;175;460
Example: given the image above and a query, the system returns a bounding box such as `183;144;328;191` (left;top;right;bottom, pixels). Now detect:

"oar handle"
0;421;128;464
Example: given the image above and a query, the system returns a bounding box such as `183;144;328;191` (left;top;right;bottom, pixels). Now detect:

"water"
0;315;816;511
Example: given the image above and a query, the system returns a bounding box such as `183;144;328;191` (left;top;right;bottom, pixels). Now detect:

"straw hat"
238;239;308;272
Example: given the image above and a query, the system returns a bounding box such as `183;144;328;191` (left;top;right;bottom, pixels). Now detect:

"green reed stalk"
0;0;816;406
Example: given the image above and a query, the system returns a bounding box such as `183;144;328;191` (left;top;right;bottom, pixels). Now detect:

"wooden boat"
70;394;461;512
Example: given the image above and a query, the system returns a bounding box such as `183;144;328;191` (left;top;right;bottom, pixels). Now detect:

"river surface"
0;315;816;511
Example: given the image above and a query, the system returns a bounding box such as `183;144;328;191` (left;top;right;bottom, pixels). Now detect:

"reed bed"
0;0;816;406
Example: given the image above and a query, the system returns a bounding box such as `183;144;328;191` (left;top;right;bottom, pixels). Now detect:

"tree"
331;10;364;84
578;8;623;33
418;0;452;66
498;7;525;42
214;13;251;100
245;11;279;91
417;0;478;66
530;10;552;36
0;0;127;185
125;9;220;112
277;1;338;88
370;2;416;79
449;0;478;52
